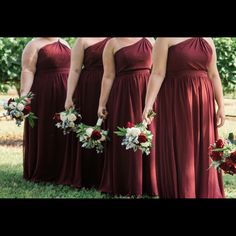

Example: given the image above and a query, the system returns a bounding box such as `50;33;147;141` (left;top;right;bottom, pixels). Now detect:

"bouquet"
76;118;109;154
114;110;156;155
208;136;236;175
2;92;37;127
54;108;82;135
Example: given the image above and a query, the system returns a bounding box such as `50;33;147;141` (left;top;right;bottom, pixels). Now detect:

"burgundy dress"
59;38;110;189
99;38;158;197
23;41;71;183
156;38;225;198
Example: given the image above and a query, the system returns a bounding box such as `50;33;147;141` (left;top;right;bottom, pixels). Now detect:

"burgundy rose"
216;139;224;148
53;113;61;122
138;133;148;143
219;162;230;172
91;130;102;140
220;159;236;175
227;163;236;175
22;105;31;115
210;151;223;162
229;151;236;163
126;122;134;128
7;98;15;105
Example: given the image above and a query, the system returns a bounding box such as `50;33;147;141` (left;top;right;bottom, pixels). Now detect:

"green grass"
0;146;105;198
224;175;236;198
0;145;151;199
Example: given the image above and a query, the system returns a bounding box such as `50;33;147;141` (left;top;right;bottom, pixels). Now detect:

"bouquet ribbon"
96;117;103;127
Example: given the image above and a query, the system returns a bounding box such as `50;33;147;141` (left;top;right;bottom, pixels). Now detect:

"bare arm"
143;38;169;123
20;42;38;96
65;38;84;110
97;40;116;119
207;38;225;127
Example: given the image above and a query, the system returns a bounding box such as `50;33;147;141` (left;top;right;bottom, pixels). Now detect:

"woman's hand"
142;107;154;125
216;106;225;128
98;106;108;119
65;98;74;110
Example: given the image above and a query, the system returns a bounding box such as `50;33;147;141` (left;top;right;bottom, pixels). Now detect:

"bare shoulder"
111;37;122;45
166;37;180;46
22;38;40;55
73;37;86;49
155;37;171;46
76;37;103;50
82;37;93;46
104;37;116;50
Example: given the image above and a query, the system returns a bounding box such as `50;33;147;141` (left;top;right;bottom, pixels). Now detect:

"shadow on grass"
0;164;157;199
0;139;23;147
0;164;105;199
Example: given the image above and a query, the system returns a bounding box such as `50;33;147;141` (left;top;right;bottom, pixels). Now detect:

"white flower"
67;113;77;122
128;136;134;143
17;103;25;111
60;112;67;122
85;127;94;137
9;102;17;109
68;121;75;128
56;123;61;128
129;127;141;137
126;128;132;137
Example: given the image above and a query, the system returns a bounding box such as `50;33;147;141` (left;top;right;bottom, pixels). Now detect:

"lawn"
0;89;236;198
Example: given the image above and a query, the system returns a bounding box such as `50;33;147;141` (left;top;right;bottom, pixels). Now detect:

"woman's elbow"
151;71;165;81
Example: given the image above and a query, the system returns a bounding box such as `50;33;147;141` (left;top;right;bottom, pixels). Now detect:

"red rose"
53;113;61;122
230;151;236;163
216;139;224;148
220;159;236;175
219;162;230;173
23;105;31;115
126;122;134;128
210;151;223;161
7;98;15;105
138;133;148;143
227;162;236;175
91;130;102;140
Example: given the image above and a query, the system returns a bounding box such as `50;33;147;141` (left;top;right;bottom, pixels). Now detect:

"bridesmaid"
60;37;110;189
143;37;225;198
98;37;158;197
21;37;71;183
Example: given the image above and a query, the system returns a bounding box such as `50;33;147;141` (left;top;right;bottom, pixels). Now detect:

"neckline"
169;38;195;48
84;38;108;51
169;37;212;52
114;38;144;56
38;39;70;54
